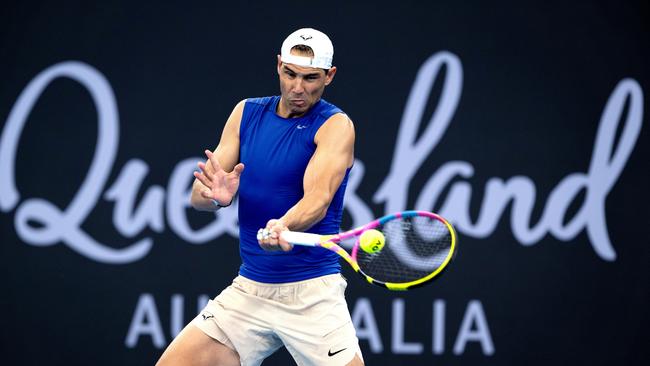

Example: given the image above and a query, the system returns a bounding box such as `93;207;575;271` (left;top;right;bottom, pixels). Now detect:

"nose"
291;78;305;94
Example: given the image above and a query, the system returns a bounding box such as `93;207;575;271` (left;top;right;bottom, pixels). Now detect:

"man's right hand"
257;219;293;252
193;149;244;207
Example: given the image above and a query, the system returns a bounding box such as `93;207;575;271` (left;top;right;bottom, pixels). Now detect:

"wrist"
276;217;290;231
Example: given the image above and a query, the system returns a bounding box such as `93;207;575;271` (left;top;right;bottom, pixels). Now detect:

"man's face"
276;55;337;118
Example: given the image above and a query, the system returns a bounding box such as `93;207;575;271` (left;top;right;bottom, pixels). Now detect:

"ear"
324;66;337;86
277;55;282;75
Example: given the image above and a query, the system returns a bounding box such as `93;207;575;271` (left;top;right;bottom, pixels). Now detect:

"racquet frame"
281;210;457;291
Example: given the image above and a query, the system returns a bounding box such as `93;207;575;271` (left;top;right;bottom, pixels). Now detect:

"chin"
292;105;309;113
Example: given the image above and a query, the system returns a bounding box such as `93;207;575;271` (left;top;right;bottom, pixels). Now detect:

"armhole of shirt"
240;99;252;138
240;97;274;138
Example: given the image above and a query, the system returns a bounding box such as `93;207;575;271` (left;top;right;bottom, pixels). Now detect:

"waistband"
236;273;344;288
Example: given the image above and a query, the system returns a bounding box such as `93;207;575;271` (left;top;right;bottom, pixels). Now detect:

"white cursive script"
374;52;643;261
0;54;644;263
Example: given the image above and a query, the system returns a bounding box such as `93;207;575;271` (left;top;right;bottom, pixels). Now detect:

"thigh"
280;275;364;365
195;280;284;365
284;320;363;366
156;323;240;366
346;353;364;366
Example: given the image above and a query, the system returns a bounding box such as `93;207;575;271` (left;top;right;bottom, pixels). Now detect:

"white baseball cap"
280;28;334;69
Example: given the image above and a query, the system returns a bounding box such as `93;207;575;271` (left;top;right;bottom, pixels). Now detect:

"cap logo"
299;34;313;41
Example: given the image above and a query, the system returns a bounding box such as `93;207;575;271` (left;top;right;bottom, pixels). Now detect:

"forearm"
280;192;331;232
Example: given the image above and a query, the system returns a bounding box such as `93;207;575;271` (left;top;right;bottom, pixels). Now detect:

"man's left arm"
259;113;355;251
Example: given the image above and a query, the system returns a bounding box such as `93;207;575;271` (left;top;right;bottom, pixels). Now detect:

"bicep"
302;114;355;201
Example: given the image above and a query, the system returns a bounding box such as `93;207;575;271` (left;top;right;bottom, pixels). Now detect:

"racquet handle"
280;231;322;246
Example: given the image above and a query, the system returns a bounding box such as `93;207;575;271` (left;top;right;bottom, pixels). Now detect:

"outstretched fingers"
193;166;213;188
197;161;212;177
194;149;243;206
205;150;223;174
231;163;245;177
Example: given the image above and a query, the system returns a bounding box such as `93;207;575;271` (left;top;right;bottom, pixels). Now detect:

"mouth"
290;99;306;107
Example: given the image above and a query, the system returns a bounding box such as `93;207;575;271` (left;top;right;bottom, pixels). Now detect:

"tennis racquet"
281;210;458;291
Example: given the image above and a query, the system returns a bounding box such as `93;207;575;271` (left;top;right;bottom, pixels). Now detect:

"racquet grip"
281;231;322;246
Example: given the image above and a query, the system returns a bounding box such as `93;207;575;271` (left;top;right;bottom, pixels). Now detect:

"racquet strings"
356;215;453;284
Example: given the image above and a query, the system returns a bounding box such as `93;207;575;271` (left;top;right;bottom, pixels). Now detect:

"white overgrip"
281;231;322;246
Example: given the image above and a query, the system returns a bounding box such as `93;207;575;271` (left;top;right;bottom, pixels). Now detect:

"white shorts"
192;274;362;366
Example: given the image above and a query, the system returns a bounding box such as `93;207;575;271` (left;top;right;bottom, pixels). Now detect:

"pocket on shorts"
314;281;353;337
322;319;353;339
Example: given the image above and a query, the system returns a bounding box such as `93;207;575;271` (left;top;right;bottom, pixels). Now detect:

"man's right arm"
190;100;246;211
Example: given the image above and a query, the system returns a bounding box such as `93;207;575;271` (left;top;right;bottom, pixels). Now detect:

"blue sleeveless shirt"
237;96;350;283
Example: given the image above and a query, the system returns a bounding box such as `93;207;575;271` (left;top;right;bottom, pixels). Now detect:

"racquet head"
282;210;457;290
349;211;457;290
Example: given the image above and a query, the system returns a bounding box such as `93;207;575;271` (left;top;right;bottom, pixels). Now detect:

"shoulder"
228;99;247;121
222;99;247;136
315;112;355;144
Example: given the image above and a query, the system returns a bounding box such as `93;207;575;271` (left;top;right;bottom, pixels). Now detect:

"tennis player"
156;28;363;366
